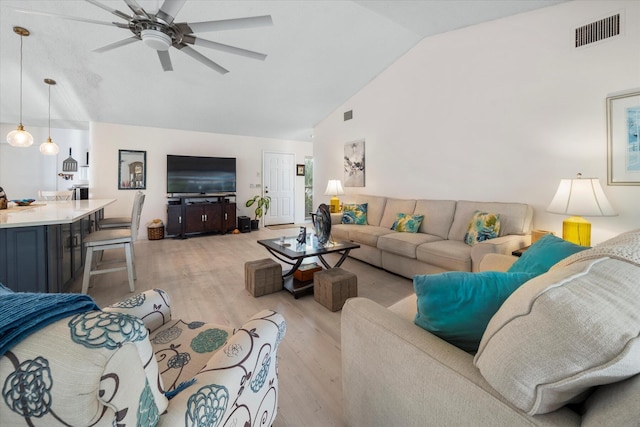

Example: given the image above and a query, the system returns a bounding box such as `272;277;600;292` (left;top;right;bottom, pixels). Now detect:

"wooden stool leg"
124;243;135;292
82;247;93;294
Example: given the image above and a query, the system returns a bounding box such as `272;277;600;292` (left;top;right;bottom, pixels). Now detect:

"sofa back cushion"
414;200;456;239
353;195;387;226
449;201;532;241
474;257;640;415
380;198;417;228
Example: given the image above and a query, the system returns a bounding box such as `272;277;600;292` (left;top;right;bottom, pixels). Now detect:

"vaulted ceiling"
0;0;567;142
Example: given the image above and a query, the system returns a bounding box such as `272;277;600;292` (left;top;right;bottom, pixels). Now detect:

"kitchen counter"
0;199;115;228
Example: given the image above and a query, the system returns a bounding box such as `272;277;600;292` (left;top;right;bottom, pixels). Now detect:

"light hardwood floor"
69;226;414;427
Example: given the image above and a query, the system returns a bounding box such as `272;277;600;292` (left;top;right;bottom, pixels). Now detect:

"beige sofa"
341;230;640;426
331;195;533;278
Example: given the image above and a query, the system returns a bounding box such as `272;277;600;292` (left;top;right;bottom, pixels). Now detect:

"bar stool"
38;190;73;201
81;192;145;294
97;190;143;230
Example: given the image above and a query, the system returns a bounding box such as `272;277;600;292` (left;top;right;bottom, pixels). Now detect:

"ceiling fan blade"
184;35;267;61
84;0;131;21
157;50;173;71
123;0;150;19
156;0;186;24
178;15;273;34
13;7;128;28
176;44;228;74
93;37;139;53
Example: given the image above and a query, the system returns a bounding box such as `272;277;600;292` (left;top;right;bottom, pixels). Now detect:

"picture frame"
118;149;146;190
607;91;640;185
296;164;305;176
344;139;365;187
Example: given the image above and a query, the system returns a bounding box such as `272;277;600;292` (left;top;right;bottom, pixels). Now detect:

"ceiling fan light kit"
15;0;273;74
6;26;34;148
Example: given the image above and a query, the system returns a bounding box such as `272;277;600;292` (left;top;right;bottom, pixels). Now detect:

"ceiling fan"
14;0;273;74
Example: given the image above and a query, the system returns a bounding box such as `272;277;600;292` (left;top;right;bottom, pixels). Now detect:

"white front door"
263;152;295;225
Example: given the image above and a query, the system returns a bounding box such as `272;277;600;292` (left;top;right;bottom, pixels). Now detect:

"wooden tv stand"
166;194;236;238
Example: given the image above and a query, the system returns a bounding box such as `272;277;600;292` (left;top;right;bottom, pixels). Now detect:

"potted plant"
245;195;271;229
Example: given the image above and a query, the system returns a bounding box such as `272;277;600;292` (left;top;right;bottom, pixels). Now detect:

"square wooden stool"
245;258;283;297
314;267;357;311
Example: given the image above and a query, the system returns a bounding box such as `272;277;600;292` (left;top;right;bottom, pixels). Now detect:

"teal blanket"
0;287;99;356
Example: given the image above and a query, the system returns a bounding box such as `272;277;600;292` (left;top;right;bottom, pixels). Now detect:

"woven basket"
147;225;164;240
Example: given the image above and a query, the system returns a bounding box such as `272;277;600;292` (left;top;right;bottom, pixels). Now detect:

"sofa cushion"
414;199;456;239
349;226;394;247
449;201;532;241
380;199;417;228
463;211;501;246
342;203;368;225
507;233;589;276
377;232;442;259
416;240;472;271
353;195;386;226
414;271;536;352
390;213;424;233
474;258;640;415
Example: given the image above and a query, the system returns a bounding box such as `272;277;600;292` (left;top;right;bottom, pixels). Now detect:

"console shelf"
166;194;236;238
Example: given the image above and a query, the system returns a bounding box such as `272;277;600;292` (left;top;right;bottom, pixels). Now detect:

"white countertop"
0;199;116;228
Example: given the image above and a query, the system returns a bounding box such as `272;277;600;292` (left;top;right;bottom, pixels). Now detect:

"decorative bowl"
12;199;36;206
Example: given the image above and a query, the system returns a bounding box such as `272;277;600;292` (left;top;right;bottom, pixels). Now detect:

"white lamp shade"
547;177;617;217
324;179;345;196
39;138;59;155
7;126;34;147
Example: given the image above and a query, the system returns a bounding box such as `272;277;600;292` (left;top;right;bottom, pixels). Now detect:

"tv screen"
167;155;236;194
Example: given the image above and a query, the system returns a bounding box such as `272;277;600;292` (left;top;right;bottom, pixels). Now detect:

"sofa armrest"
103;288;172;333
470;234;531;272
158;310;286;427
341;297;580;427
478;253;518;272
330;212;342;225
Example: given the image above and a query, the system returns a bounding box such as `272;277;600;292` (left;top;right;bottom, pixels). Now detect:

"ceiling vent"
575;13;620;48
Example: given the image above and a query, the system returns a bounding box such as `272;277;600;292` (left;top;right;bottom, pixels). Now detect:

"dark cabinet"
166;195;236;238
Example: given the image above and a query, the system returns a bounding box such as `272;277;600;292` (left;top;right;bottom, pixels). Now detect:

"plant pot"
250;219;259;230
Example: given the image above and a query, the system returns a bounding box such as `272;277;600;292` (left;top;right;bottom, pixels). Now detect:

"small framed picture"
296;164;305;176
118;149;146;190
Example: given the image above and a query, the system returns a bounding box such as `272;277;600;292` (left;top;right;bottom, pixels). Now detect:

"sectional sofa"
330;195;533;278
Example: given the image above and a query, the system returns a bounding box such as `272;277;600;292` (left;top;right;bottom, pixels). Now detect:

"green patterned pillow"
342;203;368;225
391;213;424;233
464;210;501;246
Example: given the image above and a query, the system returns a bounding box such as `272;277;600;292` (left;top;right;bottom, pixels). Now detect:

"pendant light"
40;79;60;156
6;26;34;148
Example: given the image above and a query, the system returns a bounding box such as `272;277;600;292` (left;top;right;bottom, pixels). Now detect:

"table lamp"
546;173;616;246
324;179;344;213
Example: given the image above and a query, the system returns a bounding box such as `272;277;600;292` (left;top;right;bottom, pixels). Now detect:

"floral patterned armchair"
0;289;286;426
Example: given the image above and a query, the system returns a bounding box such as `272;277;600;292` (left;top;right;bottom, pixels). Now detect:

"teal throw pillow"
507;234;589;276
342;203;368;225
391;213;424;233
464;211;501;246
414;271;536;352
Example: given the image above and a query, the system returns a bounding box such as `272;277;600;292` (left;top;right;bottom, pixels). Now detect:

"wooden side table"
511;246;530;257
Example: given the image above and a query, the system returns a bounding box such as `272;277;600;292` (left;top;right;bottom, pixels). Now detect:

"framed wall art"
607;90;640;185
118;149;146;190
344;139;365;187
296;164;305;176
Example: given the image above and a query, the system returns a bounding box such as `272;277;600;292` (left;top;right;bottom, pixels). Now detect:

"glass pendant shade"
7;27;33;147
40;78;59;156
7;125;34;147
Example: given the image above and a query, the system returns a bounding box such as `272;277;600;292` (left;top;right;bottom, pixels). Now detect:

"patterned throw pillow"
342;203;368;225
464;210;501;246
391;213;424;233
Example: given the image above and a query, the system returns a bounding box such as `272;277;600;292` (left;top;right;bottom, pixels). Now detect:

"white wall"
313;0;640;244
0;123;88;199
89;122;312;235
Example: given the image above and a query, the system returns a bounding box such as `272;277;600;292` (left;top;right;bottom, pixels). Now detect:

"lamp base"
329;197;340;213
562;216;591;246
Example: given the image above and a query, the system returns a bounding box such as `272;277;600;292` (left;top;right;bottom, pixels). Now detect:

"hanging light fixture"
6;26;34;148
40;79;60;156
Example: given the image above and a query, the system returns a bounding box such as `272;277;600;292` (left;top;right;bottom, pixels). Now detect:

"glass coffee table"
257;236;360;298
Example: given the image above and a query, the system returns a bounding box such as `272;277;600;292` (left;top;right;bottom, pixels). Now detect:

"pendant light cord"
48;82;51;139
19;34;23;125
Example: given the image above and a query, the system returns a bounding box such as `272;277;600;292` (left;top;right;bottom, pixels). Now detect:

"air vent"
344;110;353;121
575;14;620;48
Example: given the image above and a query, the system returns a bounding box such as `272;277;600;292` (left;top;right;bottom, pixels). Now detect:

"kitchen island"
0;199;115;292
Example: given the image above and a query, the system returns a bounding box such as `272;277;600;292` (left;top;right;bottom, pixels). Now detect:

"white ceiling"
0;0;567;142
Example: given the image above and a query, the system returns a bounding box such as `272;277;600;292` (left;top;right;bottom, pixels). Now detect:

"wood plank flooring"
69;226;413;427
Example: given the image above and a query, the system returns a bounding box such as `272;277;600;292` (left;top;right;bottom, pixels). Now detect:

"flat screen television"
167;155;236;194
